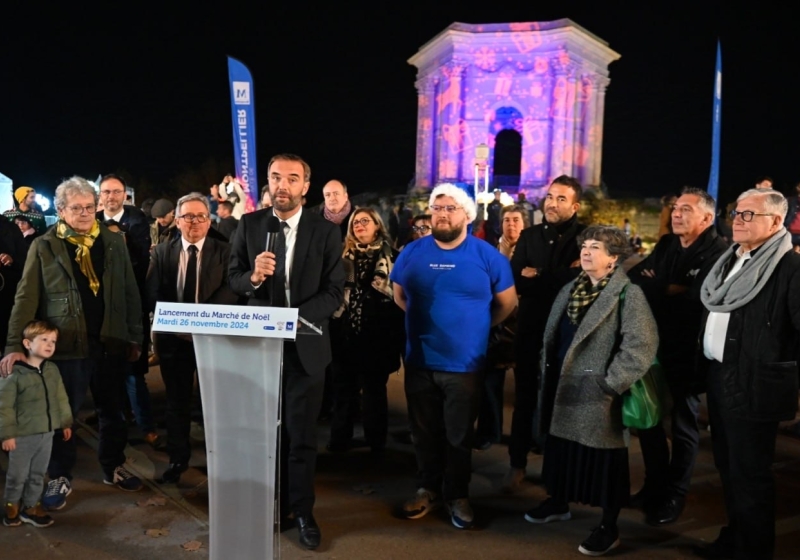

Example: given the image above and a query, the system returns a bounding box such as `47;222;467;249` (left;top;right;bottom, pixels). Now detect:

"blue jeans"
124;366;155;433
49;350;128;480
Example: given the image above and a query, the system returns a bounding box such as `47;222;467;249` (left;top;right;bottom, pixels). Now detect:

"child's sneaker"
19;503;54;528
3;503;21;527
42;476;71;510
103;465;143;492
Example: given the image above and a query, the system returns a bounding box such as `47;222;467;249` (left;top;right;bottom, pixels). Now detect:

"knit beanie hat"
14;186;34;205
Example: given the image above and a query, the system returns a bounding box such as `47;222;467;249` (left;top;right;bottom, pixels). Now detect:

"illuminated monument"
408;20;620;195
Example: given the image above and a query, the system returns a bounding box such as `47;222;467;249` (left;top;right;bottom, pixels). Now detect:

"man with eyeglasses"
147;193;238;485
97;173;159;447
391;183;516;530
505;175;585;492
695;188;800;559
627;187;728;526
1;176;145;509
229;153;344;550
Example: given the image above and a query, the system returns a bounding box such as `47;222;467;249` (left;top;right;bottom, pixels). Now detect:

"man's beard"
432;221;464;243
273;194;301;214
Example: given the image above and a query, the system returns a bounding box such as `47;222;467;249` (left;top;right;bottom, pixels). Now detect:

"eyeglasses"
352;218;374;227
411;225;432;233
178;214;210;223
430;205;462;214
100;189;124;196
66;204;96;215
729;210;774;222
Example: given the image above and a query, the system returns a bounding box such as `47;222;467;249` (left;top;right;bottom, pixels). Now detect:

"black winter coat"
510;216;585;368
698;249;800;421
629;227;728;389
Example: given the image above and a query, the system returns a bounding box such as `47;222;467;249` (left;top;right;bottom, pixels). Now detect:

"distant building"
408;20;620;195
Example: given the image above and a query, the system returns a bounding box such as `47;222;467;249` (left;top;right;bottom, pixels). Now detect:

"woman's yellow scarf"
56;219;101;295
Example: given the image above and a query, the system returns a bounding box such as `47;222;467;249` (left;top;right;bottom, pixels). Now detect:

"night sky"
1;2;797;207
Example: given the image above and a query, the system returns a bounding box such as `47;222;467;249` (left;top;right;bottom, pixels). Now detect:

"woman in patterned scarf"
525;225;658;557
328;207;405;453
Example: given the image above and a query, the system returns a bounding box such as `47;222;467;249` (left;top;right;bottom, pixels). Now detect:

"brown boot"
3;502;21;527
19;503;54;528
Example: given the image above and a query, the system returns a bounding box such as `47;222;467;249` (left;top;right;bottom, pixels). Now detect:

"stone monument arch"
408;19;621;195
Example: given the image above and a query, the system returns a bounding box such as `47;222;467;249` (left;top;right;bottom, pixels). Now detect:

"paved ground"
2;361;800;559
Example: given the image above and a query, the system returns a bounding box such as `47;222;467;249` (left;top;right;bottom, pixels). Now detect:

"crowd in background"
0;168;798;559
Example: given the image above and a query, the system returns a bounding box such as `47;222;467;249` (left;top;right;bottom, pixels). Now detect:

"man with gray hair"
694;188;800;559
147;192;239;485
0;176;145;510
628;186;728;526
391;183;517;530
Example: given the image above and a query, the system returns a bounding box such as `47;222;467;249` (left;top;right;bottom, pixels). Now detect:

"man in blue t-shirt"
391;183;516;530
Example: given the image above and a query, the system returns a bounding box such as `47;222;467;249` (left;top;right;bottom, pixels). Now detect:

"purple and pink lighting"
409;19;620;197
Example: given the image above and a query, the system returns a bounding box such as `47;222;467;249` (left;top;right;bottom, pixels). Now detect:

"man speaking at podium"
146;192;239;485
229;154;344;550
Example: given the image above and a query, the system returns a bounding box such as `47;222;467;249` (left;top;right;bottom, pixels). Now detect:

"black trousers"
405;366;481;500
637;366;701;498
156;334;198;465
508;357;539;469
707;361;779;560
330;365;390;449
279;342;325;517
50;344;127;479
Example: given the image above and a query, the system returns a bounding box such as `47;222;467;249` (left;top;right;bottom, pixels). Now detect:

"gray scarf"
700;228;792;312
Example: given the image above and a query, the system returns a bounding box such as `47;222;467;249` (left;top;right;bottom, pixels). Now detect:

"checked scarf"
56;219;101;296
566;270;613;325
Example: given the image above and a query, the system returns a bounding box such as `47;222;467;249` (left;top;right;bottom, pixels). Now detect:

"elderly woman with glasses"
328;207;405;453
524;225;658;557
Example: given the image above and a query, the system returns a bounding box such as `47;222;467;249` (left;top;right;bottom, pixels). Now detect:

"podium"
153;302;310;560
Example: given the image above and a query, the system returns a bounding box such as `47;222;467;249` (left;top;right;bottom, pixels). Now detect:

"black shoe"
295;513;321;550
157;462;189;484
646;496;685;526
578;524;620;556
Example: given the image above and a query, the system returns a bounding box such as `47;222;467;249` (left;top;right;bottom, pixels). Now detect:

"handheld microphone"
265;216;281;253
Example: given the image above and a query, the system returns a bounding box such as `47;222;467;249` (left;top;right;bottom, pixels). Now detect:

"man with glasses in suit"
146;193;239;485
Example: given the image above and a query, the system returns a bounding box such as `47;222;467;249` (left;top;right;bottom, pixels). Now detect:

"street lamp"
474;142;489;202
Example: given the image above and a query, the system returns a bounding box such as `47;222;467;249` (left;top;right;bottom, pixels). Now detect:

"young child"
1;321;73;528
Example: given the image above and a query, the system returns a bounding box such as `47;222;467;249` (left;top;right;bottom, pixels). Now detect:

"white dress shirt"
177;236;207;303
104;209;125;223
703;248;752;362
281;207;302;306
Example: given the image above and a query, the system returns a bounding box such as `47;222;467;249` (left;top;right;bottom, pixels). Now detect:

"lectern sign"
153;302;298;340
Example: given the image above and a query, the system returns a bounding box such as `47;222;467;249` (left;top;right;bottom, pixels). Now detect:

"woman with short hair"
525;225;658;557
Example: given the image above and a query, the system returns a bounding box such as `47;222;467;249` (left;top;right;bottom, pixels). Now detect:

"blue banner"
707;41;722;205
227;56;258;212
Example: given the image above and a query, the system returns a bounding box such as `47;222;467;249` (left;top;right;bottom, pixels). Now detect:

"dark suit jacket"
214;216;239;241
228;207;345;375
98;206;151;295
146;236;239;312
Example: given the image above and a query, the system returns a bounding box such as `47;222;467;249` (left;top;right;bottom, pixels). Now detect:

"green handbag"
617;286;665;430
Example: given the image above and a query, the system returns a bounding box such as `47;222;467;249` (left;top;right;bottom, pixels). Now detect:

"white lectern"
153;302;304;560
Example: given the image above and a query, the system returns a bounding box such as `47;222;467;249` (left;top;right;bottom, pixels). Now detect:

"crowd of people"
0;161;798;559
